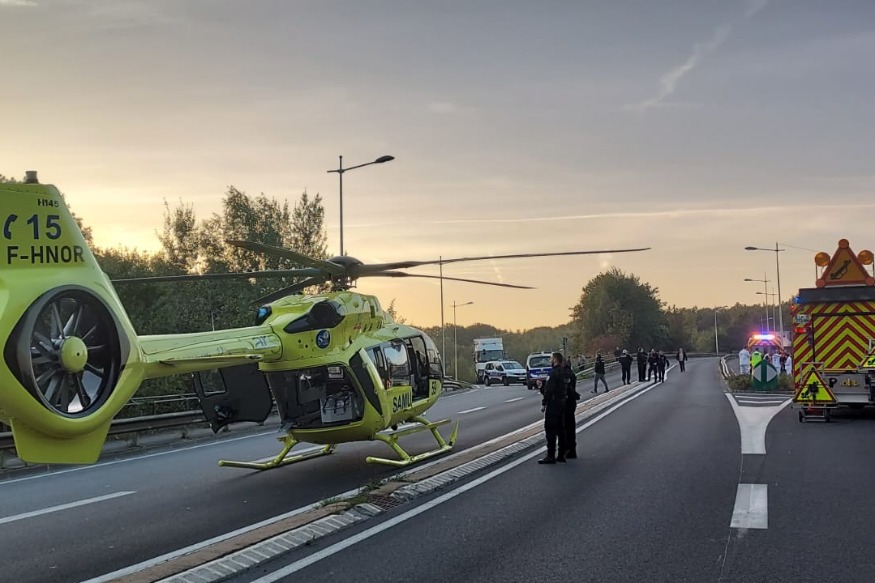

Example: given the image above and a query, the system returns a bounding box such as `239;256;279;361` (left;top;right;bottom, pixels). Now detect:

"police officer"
657;350;669;382
636;347;647;382
562;359;580;459
538;352;567;464
619;349;633;384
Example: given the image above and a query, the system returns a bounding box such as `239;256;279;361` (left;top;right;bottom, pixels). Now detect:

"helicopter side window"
423;334;443;378
382;342;411;387
366;347;389;389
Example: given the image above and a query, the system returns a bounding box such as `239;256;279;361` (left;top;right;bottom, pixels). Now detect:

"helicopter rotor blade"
366;271;534;289
356;247;651;274
250;276;331;305
112;268;324;284
226;240;345;276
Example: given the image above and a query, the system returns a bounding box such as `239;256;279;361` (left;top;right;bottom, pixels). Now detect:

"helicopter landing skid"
365;416;459;468
218;436;337;470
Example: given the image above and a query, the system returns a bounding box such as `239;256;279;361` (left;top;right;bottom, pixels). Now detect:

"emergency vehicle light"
754;334;775;341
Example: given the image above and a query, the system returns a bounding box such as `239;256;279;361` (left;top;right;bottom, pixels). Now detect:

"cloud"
745;0;770;18
626;1;770;113
0;0;37;6
626;24;732;113
347;202;875;228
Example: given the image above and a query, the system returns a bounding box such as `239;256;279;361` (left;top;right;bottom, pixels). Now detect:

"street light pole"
452;301;474;379
714;308;720;353
327;154;394;256
774;241;783;338
440;257;445;368
744;277;771;330
746;243;788;341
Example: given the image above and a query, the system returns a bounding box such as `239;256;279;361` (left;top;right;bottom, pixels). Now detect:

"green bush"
725;373;795;393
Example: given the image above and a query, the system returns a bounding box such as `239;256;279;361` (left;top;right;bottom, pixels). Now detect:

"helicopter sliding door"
191;364;274;433
406;336;431;401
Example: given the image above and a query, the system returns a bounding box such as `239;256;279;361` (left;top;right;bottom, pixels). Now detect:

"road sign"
793;367;836;404
816;239;875;288
751;360;778;391
861;352;875;369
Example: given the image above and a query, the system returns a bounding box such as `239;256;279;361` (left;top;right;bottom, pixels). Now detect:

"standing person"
562;360;580;459
538;352;567;464
785;352;793;377
779;352;788;375
636;348;647;382
619;349;633;384
647;349;659;381
751;347;763;374
676;347;688;372
771;350;782;371
657;351;669;382
592;353;609;393
738;346;751;375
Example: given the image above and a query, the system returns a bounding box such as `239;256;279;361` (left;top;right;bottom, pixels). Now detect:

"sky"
2;0;874;331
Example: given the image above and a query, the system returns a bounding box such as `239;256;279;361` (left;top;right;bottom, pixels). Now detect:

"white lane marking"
504;397;525;403
725;394;791;454
457;407;486;415
733;394;789;399
250;376;666;582
735;397;784;407
0;491;136;526
730;484;768;529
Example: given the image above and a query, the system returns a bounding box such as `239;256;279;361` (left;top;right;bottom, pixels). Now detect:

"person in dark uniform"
657;350;669;382
562;360;580;459
618;349;633;384
636;348;647;382
647;349;659;381
538;352;567;464
591;353;609;393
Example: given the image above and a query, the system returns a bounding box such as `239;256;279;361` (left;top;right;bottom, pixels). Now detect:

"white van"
525;352;553;390
482;360;527;386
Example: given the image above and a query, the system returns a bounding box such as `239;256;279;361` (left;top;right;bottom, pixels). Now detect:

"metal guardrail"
0;410;208;454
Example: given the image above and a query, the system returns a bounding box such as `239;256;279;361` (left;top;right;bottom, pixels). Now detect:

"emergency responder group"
537;348;686;464
737;345;792;376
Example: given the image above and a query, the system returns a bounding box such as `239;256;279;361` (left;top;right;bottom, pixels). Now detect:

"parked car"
482;360;527;386
526;352;552;390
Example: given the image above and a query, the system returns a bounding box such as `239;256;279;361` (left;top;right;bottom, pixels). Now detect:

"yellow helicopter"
0;175;650;470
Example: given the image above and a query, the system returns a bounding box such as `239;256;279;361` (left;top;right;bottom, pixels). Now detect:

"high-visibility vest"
751;351;763;368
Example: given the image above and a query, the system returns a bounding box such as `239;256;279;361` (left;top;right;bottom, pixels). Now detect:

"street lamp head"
744;278;754;281
744;246;758;251
374;155;395;164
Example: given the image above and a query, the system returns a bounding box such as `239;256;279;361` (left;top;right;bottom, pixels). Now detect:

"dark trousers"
545;412;566;460
679;360;686;372
563;403;576;454
658;366;666;381
648;364;657;380
621;366;631;384
637;362;646;382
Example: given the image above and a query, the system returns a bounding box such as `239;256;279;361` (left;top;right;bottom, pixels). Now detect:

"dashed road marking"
457;407;486;415
503;397;525;403
731;484;768;529
0;491;136;526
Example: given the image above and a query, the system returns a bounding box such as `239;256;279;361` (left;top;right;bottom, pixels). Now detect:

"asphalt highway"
0;368;627;583
239;359;875;583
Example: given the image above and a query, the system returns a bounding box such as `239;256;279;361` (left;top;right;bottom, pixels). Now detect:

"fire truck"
791;239;875;422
